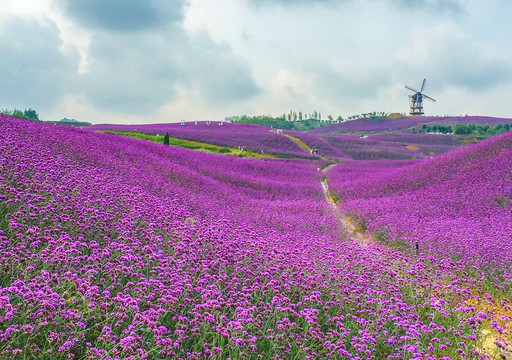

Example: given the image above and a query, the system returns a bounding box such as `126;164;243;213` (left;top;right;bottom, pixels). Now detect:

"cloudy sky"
1;0;512;124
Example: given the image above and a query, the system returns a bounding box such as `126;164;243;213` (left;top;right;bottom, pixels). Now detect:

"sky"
1;0;512;124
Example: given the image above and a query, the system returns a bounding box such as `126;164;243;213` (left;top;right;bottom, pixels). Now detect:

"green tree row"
1;108;41;121
225;115;328;131
412;122;512;136
415;124;453;134
453;122;511;136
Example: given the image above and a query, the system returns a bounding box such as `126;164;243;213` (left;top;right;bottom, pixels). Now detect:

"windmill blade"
423;94;436;102
404;85;419;93
420;78;426;92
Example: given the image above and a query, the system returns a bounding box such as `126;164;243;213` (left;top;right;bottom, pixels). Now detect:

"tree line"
413;122;512;136
225;111;401;130
1;108;41;121
224;114;327;131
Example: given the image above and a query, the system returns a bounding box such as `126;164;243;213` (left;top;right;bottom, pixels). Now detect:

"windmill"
404;78;436;116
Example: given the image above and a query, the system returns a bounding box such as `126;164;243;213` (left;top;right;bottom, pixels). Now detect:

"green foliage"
23;108;40;121
358;219;367;232
163;132;170;146
12;109;24;119
0;107;41;121
345;111;391;121
453;124;471;135
453;122;512;137
495;195;511;209
418;122;512;137
225;111;395;130
226;114;293;129
48;120;92;127
102;131;284;158
374;229;389;243
419;123;452;134
225;114;328;131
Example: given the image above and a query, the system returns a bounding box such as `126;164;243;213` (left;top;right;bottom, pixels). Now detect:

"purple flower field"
2;115;512;359
88;122;310;158
369;133;463;146
282;130;346;159
310;116;512;134
321;134;456;160
326;132;512;286
277;131;462;161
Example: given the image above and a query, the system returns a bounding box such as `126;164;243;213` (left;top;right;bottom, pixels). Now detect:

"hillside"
3;115;512;358
310;115;512;134
88;118;511;162
327;131;512;283
88;122;316;158
282;131;467;160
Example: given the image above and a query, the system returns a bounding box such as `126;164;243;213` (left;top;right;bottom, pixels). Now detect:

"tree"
163;132;170;145
23;108;40;121
496;124;507;134
12;109;24;119
453;124;469;135
1;107;41;121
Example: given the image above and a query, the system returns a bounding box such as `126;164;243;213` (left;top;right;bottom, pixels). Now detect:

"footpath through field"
280;132;312;153
272;130;320;157
321;177;371;246
321;164;512;359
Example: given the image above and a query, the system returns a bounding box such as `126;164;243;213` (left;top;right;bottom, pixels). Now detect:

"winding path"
279;132;313;154
320;166;509;358
320;175;372;246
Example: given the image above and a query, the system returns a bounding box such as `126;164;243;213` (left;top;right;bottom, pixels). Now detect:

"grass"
100;131;277;158
279;132;312;153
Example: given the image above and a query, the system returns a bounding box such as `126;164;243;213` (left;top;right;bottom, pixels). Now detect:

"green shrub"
358;219;367;232
374;229;389;242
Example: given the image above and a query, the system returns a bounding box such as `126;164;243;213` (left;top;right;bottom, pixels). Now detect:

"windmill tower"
404;78;436;116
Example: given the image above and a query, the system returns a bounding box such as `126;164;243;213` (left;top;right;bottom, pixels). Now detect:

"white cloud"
1;0;512;122
0;16;79;113
395;23;512;93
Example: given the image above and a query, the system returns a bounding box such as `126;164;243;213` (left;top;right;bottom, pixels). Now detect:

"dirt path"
321;162;337;172
321;177;372;246
272;130;321;157
279;132;313;153
320;167;511;358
